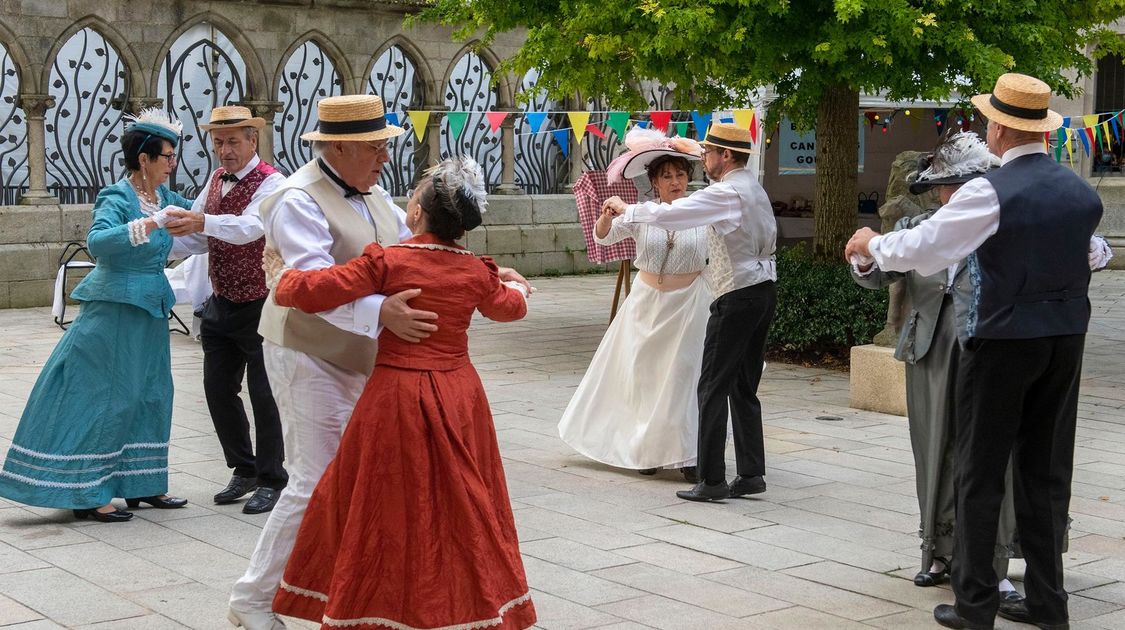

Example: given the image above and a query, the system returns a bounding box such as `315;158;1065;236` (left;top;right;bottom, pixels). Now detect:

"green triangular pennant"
673;121;689;138
606;112;630;143
447;111;469;141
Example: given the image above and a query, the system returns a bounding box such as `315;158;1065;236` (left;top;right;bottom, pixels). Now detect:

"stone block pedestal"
849;344;907;417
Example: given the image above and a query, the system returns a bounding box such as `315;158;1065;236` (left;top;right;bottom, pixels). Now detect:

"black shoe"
914;556;950;587
728;475;766;498
680;466;700;484
997;597;1069;630
933;604;993;629
214;475;258;505
675;481;729;502
242;487;281;514
125;495;188;509
637;468;658;476
73;507;133;523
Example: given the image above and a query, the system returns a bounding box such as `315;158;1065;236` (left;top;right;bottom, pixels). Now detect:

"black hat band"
704;133;753;150
989;94;1048;120
210;117;250;125
318;116;387;134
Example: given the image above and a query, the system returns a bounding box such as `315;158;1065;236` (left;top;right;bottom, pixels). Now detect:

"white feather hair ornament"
427;156;488;213
123;107;184;140
916;131;999;182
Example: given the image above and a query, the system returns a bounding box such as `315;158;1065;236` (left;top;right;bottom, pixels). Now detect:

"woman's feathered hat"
606;126;702;185
124;107;184;147
908;131;1000;194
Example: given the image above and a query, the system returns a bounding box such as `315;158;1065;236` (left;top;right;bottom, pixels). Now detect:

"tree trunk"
813;84;860;261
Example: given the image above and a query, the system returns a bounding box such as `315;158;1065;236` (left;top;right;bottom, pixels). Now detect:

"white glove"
1089;235;1113;271
503;279;530;298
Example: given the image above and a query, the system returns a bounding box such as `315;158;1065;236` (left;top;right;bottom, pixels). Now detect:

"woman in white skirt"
559;128;710;482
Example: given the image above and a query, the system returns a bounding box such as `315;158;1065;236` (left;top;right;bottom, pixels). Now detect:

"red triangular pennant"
650;111;673;132
485;111;508;133
585;123;607;140
749;112;758;143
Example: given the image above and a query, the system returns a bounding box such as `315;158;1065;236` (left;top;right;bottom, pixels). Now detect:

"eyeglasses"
364;141;390;155
158;152;177;163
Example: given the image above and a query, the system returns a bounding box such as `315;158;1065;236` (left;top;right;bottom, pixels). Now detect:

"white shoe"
228;608;287;630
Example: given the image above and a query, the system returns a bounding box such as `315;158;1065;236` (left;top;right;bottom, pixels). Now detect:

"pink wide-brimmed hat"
606;127;702;185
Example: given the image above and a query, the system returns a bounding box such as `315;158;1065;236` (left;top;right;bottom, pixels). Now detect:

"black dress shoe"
214;475;258;504
914;556;950;587
680;466;700;484
242;487;281;514
125;495;188;509
728;475;766;498
933;604;993;629
637;468;658;476
675;481;729;502
997;597;1069;630
73;507;133;523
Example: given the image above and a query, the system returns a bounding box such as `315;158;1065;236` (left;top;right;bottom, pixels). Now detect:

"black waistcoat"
967;152;1102;340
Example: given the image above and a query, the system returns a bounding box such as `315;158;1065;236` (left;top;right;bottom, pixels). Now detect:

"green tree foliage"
418;1;1125;258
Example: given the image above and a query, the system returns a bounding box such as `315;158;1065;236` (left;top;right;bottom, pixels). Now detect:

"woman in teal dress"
0;109;194;522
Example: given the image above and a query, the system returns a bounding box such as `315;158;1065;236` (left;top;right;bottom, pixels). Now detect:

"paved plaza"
1;271;1124;629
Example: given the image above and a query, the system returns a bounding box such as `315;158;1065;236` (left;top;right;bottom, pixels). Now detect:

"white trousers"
229;341;367;613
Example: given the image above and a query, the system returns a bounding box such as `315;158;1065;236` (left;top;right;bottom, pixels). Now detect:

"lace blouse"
595;216;708;275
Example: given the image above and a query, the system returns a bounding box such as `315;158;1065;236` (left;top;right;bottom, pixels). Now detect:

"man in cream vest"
228;94;433;630
604;122;778;503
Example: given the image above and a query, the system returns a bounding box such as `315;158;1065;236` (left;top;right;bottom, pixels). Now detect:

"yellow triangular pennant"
407;111;430;142
1102;122;1113;151
732;109;755;131
1082;114;1099;130
568;112;591;144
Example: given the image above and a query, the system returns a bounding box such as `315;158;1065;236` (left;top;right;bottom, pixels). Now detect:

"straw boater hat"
970;73;1063;133
606;127;702;184
701;122;754;155
199;105;266;131
300;94;404;142
909;130;1000;194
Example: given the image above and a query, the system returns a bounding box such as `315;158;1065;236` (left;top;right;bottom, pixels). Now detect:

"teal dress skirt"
0;180;192;509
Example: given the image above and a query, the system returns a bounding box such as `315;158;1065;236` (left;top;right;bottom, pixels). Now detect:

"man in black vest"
847;73;1103;630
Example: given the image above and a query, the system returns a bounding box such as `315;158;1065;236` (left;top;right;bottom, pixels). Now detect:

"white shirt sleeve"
869;178;1001;277
265;188;385;338
623;182;742;235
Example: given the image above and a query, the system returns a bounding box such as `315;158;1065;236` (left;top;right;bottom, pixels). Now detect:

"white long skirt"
558;275;711;469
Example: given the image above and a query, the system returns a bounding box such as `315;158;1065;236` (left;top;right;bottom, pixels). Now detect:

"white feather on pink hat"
606;126;702;185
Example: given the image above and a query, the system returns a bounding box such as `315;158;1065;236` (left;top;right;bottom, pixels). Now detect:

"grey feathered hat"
909;131;1000;195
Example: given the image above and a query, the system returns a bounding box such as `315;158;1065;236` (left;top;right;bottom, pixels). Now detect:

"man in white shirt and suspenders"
604;122;778;502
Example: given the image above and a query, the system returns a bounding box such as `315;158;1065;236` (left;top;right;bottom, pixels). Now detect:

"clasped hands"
844;227;880;267
601;196;628;217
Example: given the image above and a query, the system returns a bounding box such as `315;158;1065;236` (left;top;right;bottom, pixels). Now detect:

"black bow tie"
317;158;371;198
220;172;239;183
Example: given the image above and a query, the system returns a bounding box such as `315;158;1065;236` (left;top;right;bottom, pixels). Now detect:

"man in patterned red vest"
165;105;288;515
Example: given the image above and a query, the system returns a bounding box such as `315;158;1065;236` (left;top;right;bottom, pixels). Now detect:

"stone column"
17;94;57;205
495;109;522;195
126;97;163;114
565;130;585;192
425;107;447;169
237;100;283;164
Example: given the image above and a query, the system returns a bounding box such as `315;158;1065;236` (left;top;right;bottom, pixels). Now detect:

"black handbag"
858;191;880;214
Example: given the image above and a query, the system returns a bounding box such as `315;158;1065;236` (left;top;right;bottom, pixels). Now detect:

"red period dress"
270;233;535;630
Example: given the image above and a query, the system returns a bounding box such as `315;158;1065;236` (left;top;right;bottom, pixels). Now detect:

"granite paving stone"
0;271;1121;628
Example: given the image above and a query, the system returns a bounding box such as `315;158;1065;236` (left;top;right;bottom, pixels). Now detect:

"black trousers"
696;281;777;485
952;334;1085;626
200;294;288;489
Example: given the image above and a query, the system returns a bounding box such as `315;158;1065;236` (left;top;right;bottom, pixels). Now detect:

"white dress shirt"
868;142;1111;278
169;155;286;258
262;160;411;339
868;143;1048;276
623;171;742;235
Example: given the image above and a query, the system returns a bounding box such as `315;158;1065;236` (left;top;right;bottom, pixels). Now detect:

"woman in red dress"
268;158;535;629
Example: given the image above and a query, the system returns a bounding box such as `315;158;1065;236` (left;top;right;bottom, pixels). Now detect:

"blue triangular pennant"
385;112;400;127
552;129;570;157
1061;116;1070;129
526;112;549;133
690;111;712;141
634;120;649;129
